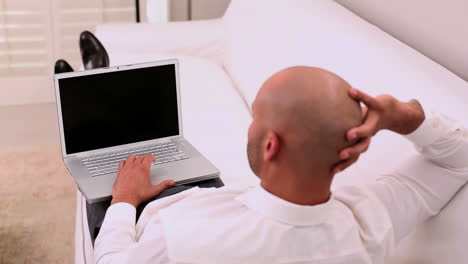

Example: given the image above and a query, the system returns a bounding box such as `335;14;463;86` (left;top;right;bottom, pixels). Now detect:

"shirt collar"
235;185;337;226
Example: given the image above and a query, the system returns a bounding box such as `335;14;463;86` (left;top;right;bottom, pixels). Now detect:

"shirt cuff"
404;104;443;147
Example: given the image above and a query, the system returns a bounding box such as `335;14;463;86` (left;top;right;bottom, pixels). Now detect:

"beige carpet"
0;145;75;264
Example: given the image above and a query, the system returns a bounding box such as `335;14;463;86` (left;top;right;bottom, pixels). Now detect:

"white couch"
75;1;468;263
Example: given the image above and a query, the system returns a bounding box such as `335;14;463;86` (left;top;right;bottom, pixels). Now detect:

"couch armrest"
95;19;225;64
74;191;94;264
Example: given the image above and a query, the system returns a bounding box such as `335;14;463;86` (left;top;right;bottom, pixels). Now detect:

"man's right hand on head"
345;88;425;139
331;88;426;176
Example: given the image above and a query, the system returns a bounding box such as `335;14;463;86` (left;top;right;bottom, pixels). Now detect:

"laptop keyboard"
81;142;189;176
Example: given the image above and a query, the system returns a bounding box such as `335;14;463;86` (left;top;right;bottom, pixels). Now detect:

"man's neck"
260;170;332;206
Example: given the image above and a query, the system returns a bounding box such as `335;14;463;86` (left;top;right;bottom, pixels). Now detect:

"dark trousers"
86;177;224;245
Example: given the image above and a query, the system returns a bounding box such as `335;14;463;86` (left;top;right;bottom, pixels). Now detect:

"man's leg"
86;177;224;246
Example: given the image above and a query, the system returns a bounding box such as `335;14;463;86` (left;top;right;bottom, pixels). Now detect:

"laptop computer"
54;59;220;204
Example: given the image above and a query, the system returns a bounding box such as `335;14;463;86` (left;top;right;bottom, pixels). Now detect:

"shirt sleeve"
93;187;202;264
93;205;173;264
368;106;468;244
93;202;138;263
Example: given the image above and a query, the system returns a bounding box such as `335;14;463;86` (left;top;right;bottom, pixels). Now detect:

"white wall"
336;0;468;82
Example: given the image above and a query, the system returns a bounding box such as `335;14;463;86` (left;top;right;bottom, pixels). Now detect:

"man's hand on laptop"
331;88;425;175
111;154;175;208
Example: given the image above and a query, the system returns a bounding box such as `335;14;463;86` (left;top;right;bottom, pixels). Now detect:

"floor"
0;103;59;147
0;103;75;264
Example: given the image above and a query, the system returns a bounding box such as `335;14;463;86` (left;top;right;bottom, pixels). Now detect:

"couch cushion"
96;20;226;66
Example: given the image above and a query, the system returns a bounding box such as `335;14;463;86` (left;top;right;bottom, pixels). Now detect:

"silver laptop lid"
53;59;183;158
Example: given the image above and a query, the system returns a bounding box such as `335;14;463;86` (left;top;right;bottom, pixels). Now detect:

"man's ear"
263;131;280;161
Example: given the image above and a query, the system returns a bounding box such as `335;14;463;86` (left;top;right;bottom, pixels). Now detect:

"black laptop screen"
59;64;180;154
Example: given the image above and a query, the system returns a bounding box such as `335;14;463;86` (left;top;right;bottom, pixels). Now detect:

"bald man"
93;66;468;264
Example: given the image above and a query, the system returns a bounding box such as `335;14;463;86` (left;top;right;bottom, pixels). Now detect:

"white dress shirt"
94;107;468;264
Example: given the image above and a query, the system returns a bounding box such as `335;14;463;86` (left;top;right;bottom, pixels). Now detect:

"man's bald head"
247;66;362;179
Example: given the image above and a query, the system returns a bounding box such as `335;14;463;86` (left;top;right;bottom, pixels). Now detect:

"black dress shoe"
54;59;74;74
79;31;110;70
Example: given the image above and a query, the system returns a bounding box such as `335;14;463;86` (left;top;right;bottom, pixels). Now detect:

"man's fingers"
361;106;368;119
151;180;176;196
127;154;136;163
114;161;124;184
340;137;371;159
347;125;372;141
349;88;380;109
347;113;379;140
333;137;371;175
331;156;359;176
141;154;154;165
